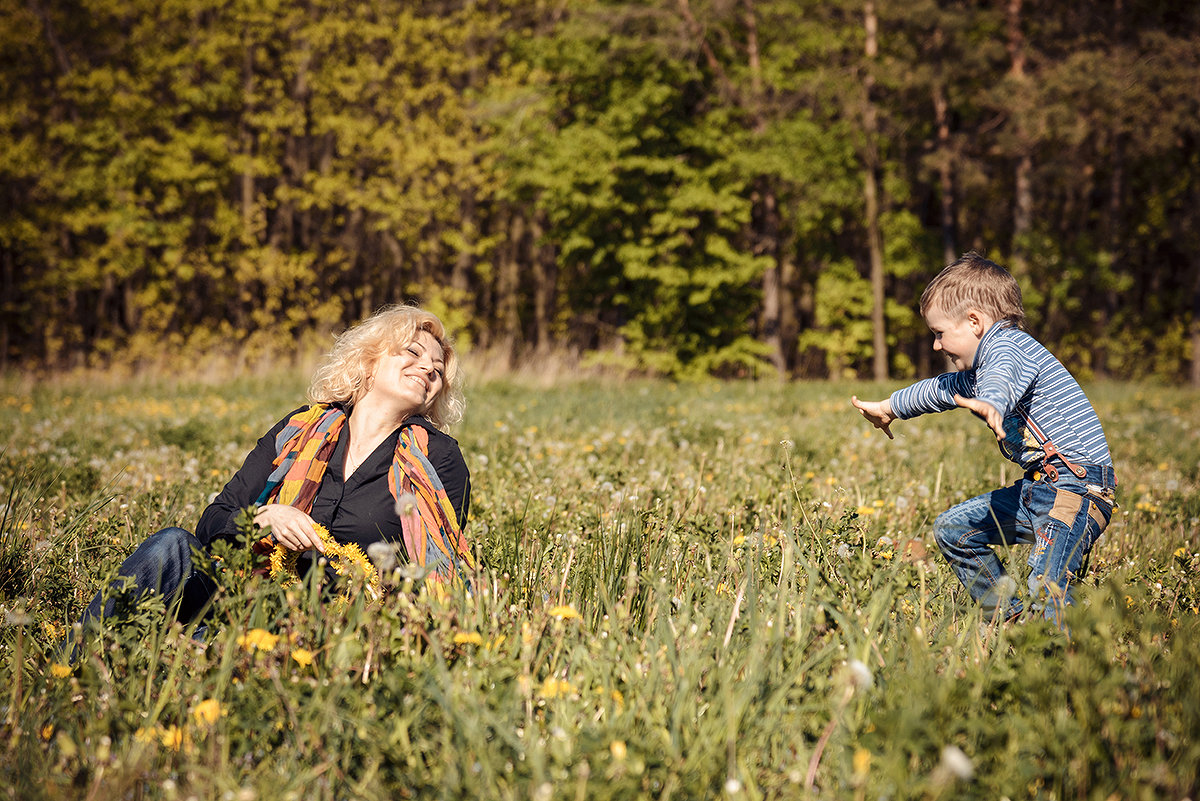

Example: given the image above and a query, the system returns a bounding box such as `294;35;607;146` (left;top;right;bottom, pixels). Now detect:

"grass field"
1;372;1198;800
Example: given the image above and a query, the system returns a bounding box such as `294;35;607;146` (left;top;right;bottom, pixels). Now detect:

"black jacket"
196;406;470;552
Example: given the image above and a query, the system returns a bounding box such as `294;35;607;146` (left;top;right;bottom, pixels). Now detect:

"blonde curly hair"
307;305;465;429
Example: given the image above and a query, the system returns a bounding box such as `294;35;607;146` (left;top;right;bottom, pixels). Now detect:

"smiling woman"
64;305;474;661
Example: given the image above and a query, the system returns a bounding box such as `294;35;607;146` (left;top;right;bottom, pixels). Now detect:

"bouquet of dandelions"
264;521;382;607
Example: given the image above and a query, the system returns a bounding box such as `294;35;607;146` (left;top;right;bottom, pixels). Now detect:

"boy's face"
924;302;990;371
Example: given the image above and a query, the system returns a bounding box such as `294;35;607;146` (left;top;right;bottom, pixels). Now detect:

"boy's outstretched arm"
953;394;1006;441
851;395;896;440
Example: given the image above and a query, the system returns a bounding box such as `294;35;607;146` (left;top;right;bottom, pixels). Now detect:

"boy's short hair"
920;252;1026;329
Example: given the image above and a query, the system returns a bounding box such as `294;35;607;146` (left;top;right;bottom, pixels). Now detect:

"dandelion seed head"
940;745;974;780
847;659;874;690
394;492;419;518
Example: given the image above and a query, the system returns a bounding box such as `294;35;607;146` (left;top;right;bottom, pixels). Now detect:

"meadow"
1;370;1198;800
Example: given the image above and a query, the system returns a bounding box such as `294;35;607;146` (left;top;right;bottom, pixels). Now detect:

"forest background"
3;0;1199;382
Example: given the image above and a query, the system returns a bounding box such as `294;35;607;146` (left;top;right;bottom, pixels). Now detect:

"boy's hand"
851;395;896;440
953;394;1006;441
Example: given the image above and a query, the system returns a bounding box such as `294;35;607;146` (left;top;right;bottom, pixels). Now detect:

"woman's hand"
851;395;896;440
254;504;326;553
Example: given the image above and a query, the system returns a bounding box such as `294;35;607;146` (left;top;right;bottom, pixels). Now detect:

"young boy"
851;252;1116;624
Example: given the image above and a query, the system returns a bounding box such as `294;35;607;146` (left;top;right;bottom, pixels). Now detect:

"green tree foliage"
1;0;1199;380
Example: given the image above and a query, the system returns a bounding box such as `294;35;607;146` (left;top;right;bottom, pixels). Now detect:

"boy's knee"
932;512;955;548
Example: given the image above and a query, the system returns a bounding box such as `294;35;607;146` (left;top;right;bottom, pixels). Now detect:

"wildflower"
291;648;315;667
49;663;72;679
548;604;581;621
40;725;53;740
487;634;506;650
158;725;186;751
732;534;746;547
191;699;224;727
610;740;627;760
853;747;871;777
454;631;484;646
724;777;743;794
394;492;419;519
938;745;973;780
366;541;400;574
539;677;575;699
847;659;874;690
238;628;279;652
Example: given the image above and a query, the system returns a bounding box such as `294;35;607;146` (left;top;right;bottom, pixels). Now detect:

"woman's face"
368;330;446;415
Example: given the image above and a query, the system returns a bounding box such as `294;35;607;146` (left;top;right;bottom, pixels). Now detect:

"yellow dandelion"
49;663;72;679
291;647;315;667
853;747;871;776
40;725;53;740
267;524;381;605
159;725;185;751
237;628;279;652
454;631;484;646
487;634;507;650
191;699;224;727
539;677;575;699
857;506;876;516
548;604;581;621
610;740;627;760
732;534;746;547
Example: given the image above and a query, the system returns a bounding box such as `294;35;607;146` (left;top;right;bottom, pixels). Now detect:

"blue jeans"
932;464;1116;625
67;527;218;659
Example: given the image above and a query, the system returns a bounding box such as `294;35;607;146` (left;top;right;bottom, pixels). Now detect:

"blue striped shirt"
889;323;1112;471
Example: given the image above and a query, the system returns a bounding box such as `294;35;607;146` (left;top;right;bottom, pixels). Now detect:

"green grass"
1;374;1198;800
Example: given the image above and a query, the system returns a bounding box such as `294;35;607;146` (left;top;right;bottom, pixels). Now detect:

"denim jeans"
932;464;1116;625
67;527;218;660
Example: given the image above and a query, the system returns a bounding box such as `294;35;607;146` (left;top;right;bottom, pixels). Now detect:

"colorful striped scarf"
255;404;473;587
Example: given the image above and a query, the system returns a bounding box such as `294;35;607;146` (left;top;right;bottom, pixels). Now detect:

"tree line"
3;0;1198;382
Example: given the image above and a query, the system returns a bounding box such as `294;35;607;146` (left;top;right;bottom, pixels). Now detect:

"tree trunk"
933;82;956;265
530;214;556;354
240;40;255;237
497;211;523;360
1006;0;1031;276
863;1;887;381
1192;256;1200;388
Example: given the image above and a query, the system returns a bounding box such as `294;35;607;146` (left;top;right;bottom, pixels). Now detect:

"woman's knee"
121;527;204;583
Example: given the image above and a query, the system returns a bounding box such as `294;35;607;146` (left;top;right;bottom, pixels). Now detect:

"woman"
69;305;472;654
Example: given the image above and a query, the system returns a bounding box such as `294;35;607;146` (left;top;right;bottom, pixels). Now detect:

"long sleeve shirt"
889;323;1112;472
196;406;470;551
